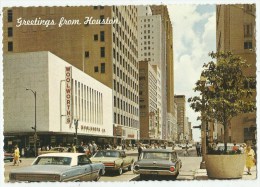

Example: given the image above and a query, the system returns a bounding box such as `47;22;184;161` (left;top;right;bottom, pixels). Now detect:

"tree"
188;51;256;152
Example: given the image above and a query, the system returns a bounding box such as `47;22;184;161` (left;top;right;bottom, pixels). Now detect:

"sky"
168;5;216;142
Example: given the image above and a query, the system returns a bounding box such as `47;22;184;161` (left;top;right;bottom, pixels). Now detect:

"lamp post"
26;88;37;157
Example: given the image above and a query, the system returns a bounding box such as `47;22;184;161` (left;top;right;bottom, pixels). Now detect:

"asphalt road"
4;148;202;182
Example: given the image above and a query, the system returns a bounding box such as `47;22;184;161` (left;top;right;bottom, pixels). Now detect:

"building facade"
216;4;256;144
138;6;164;141
150;5;175;140
3;6;140;144
139;61;161;141
4;51;113;150
174;95;186;142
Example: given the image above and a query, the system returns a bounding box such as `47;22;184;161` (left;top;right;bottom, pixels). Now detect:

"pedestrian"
92;141;97;155
71;143;76;153
138;144;142;160
184;143;189;156
172;143;175;150
88;142;93;155
196;142;201;156
245;145;255;175
13;145;20;166
78;142;85;153
232;142;239;152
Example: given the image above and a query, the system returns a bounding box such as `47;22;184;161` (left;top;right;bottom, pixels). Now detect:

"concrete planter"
205;154;246;179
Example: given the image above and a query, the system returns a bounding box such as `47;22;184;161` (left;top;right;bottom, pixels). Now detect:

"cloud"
168;5;216;141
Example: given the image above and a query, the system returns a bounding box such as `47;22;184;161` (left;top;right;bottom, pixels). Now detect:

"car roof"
142;149;175;153
38;153;86;157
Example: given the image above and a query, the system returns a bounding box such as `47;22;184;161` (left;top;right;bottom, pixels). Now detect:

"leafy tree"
188;51;256;152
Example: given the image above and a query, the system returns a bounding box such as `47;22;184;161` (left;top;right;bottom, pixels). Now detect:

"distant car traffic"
4;151;14;162
133;149;182;180
90;150;134;175
9;153;105;182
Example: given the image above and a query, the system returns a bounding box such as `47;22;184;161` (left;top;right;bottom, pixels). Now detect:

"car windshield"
141;152;170;160
94;151;120;157
34;156;72;165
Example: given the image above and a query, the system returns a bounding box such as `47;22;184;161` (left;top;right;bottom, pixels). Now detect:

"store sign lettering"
65;66;72;124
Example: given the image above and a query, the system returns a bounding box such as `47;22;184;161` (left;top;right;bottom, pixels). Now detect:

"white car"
9;153;105;182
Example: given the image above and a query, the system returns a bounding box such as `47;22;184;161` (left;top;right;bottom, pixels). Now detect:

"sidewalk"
194;166;257;180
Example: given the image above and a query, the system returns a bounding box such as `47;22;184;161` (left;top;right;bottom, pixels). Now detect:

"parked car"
38;147;68;155
9;153;105;182
90;150;134;175
133;149;182;180
4;150;14;162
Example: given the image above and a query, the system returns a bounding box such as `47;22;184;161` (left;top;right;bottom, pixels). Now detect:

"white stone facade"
4;51;113;137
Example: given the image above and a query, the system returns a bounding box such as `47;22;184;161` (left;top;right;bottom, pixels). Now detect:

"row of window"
94;31;105;41
84;47;105;58
113;65;138;91
113;112;139;128
73;80;103;124
94;63;106;73
112;6;138;31
113;32;138;61
113;49;138;80
113;80;139;104
113;96;139;115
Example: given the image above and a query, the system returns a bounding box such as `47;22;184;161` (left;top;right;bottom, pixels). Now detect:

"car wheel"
118;167;123;175
94;170;101;181
128;162;133;171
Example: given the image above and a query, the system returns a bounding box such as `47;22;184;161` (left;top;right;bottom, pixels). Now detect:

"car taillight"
104;162;115;167
134;165;139;170
169;166;175;172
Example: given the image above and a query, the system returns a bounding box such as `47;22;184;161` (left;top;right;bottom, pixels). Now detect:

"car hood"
10;165;71;174
90;157;120;163
135;159;174;166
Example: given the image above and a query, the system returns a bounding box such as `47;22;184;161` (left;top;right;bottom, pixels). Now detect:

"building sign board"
65;66;72;124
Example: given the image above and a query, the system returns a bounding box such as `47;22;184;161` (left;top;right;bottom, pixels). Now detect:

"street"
4;147;256;182
4;147;201;182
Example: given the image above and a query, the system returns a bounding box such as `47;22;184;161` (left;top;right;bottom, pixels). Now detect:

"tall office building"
3;6;140;144
138;6;164;141
150;5;175;140
139;61;160;140
174;95;186;142
216;4;256;144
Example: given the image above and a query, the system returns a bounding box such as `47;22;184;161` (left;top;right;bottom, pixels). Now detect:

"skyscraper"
216;4;256;143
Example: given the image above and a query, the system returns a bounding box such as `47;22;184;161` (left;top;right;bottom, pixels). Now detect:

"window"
85;51;89;58
100;15;105;25
8;42;13;51
101;63;105;73
113;33;115;43
94;34;98;41
244;24;253;37
100;31;105;41
100;47;105;57
244;41;253;49
8;27;13;37
8;10;12;22
94;66;99;72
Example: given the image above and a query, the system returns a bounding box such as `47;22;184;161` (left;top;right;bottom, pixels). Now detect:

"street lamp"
26;88;37;157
